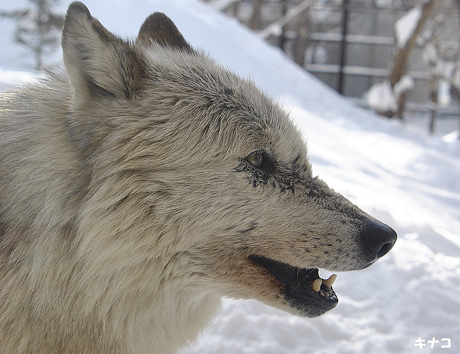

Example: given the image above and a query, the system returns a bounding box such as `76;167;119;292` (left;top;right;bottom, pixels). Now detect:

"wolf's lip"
249;255;338;316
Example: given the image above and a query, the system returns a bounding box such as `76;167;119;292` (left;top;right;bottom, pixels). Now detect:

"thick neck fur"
0;76;220;354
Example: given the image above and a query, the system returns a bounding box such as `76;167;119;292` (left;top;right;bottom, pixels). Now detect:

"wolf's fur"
0;2;396;353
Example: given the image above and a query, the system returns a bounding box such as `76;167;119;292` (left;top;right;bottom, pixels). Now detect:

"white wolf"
0;2;396;353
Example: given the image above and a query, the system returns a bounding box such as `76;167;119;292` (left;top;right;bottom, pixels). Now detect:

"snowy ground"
1;0;459;353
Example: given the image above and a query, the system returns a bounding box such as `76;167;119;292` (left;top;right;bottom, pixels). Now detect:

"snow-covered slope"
1;0;459;353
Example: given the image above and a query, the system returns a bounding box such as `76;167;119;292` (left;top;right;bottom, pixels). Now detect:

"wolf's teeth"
312;278;322;293
322;274;337;288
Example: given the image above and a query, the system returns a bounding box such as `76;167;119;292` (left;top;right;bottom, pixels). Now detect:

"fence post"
338;0;349;95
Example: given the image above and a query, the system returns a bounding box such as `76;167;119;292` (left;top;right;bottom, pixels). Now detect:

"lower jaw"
282;277;338;317
249;256;339;317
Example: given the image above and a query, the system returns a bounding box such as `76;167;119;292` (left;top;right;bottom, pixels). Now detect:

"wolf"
0;2;397;353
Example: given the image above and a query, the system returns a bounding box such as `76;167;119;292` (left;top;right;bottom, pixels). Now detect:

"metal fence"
216;0;460;133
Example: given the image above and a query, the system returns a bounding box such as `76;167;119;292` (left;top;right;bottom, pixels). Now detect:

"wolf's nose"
362;220;397;258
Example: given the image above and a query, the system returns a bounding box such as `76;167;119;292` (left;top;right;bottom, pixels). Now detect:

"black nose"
362;220;397;258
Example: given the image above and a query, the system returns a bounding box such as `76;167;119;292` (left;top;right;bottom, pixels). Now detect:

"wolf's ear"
62;2;145;103
136;12;194;53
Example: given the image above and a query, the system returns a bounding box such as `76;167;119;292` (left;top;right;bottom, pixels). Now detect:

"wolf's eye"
246;151;264;167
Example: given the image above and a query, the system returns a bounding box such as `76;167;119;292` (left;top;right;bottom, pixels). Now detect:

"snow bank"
366;80;398;113
0;68;39;90
2;0;460;353
366;75;413;114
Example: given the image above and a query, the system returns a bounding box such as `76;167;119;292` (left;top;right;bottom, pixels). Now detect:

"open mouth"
249;255;338;317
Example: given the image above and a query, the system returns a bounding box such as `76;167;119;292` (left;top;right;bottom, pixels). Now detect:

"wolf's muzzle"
362;220;397;260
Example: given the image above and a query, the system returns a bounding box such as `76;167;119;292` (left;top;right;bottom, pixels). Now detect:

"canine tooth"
312;278;322;293
322;274;337;288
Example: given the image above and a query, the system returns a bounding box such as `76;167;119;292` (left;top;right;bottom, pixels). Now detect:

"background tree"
292;6;309;67
0;0;64;71
249;0;266;30
387;0;440;118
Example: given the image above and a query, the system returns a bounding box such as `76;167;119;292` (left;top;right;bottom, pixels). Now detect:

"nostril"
376;241;393;258
362;220;397;258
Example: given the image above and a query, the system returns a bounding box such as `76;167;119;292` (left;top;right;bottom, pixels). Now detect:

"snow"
394;74;414;98
421;42;455;107
438;79;452;107
366;75;414;114
395;5;422;48
0;68;40;90
366;80;397;113
1;0;460;353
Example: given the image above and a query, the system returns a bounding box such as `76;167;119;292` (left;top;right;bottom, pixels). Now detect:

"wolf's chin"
249;255;338;317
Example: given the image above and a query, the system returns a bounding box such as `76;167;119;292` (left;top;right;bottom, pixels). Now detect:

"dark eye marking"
236;150;276;188
238;151;308;193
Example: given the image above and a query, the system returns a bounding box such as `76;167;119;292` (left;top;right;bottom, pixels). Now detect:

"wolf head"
62;2;396;319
